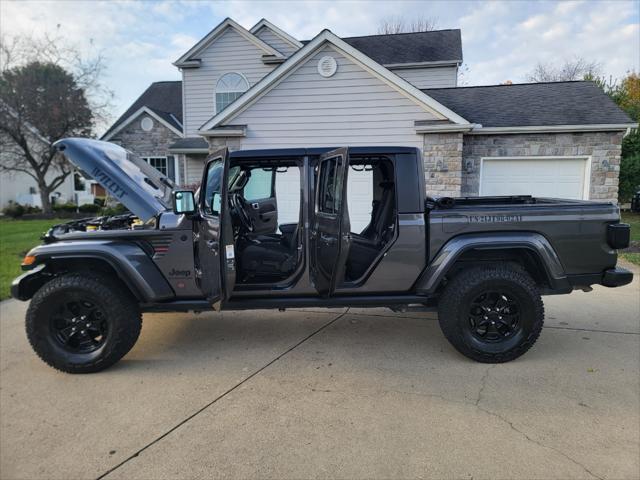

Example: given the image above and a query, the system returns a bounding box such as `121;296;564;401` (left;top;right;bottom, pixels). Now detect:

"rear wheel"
438;265;544;363
26;273;142;373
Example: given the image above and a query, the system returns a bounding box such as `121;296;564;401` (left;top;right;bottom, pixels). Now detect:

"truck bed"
427;196;620;275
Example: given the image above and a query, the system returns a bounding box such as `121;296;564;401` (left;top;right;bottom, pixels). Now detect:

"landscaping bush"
52;202;78;213
78;203;101;213
2;203;42;218
620;153;640;203
100;203;129;216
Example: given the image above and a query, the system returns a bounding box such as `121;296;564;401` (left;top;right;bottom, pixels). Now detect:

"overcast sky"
2;0;639;129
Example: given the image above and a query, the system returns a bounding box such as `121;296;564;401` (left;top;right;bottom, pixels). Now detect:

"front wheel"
438;265;544;363
26;273;142;373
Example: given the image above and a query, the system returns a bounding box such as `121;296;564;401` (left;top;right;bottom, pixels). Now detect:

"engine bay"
43;213;154;242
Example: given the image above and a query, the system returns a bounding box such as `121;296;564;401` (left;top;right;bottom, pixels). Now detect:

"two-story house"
102;17;635;205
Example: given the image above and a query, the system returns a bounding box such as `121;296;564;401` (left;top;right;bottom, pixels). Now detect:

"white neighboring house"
103;17;636;212
0;120;94;211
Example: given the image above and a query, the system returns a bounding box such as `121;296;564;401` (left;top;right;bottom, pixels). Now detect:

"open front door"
310;147;351;296
197;147;236;306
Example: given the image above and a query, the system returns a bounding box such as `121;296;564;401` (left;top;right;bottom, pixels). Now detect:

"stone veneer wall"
423;132;464;197
109;113;181;159
461;131;624;202
207;137;242;152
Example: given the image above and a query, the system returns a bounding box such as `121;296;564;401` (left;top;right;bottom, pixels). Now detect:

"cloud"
1;0;638;131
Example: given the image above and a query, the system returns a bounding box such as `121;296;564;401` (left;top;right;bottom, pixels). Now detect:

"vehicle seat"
253;223;298;246
239;223;300;280
346;180;395;280
360;180;395;245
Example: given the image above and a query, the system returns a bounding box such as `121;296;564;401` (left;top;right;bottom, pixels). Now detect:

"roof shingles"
342;29;462;65
425;81;633;128
102;81;182;139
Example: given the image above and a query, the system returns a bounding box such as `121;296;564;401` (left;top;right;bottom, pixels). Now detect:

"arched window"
215;73;249;113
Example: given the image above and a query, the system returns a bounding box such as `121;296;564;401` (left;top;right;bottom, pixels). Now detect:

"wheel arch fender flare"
16;240;174;302
415;232;569;294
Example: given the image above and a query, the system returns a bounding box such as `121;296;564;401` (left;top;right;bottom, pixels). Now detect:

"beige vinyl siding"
183;155;207;185
390;66;458;89
231;45;440;149
254;27;299;56
182;28;276;136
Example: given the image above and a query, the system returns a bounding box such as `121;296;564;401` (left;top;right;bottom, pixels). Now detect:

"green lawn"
0;218;62;300
621;212;640;266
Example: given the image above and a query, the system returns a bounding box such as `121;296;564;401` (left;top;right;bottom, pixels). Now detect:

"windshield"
203;161;240;215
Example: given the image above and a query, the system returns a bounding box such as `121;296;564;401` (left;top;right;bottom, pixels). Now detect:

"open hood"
54;138;175;221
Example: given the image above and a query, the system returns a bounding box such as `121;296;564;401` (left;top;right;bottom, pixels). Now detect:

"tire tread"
438;264;544;363
26;272;142;373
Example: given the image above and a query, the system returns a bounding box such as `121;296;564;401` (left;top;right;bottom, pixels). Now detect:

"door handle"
206;240;219;249
251;203;260;210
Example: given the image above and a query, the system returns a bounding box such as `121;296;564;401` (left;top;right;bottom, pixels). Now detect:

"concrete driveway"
1;263;639;480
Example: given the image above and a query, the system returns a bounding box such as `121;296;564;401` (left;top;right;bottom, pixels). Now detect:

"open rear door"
310;147;351;296
197;147;236;307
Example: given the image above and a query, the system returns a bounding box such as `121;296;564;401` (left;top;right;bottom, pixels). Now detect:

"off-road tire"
26;273;142;373
438;264;544;363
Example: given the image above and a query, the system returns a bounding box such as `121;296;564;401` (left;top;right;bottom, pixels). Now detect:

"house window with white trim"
215;72;249;113
143;156;168;176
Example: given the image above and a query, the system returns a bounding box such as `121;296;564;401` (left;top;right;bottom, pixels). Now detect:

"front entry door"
197;147;236;305
310;148;351;296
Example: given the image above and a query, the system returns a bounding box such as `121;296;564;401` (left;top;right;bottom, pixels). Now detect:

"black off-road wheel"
26;273;142;373
438;265;544;363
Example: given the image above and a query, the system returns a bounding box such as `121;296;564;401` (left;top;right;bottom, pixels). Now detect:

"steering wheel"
231;193;254;232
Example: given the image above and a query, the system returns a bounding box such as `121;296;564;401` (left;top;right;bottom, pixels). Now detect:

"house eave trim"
415;123;479;133
168;148;209;154
174;59;202;69
101;106;183;141
197;29;470;132
250;19;303;49
468;123;639;135
199;127;247;137
385;60;462;69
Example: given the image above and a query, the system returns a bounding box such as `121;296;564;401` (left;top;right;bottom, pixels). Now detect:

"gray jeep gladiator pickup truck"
12;138;633;373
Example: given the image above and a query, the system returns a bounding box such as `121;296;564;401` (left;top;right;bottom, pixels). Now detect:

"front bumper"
602;267;634;288
10;264;47;301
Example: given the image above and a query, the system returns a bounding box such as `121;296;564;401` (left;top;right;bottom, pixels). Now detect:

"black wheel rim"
49;298;109;354
468;291;521;343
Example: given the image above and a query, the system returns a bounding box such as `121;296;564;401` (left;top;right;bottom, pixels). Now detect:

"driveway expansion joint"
95;308;350;480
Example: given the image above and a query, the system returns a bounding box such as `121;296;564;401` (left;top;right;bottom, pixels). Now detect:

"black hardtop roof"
229;146;420;158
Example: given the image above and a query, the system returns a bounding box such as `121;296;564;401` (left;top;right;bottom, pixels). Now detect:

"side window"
243;168;273;201
318;157;343;215
203;162;240;215
203;161;223;215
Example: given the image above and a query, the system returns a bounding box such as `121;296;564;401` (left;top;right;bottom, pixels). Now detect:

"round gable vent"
317;56;337;78
140;116;154;132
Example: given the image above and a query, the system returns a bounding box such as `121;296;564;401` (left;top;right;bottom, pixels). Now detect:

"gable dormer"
249;19;303;57
342;30;463;89
174;18;286;135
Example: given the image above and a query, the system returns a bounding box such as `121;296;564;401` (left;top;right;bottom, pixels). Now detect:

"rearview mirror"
173;190;196;215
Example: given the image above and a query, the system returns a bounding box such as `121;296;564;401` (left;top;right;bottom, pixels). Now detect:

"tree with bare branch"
526;57;602;83
0;33;112;213
377;16;439;34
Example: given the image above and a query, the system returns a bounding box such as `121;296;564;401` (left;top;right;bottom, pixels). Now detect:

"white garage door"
480;157;589;200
